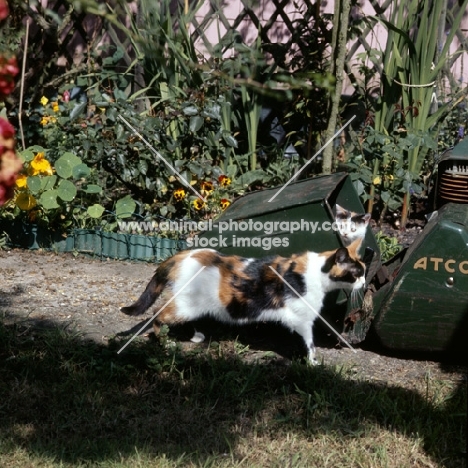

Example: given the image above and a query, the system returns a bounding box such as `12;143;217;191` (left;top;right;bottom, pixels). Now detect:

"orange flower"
30;152;53;176
200;181;214;196
173;188;186;202
192;198;206;211
40;116;57;126
15;173;27;188
220;198;231;210
15;192;37;211
218;175;231;187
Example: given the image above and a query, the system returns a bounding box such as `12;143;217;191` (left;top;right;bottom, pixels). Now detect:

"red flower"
0;0;9;21
0;117;22;206
0;55;19;99
218;174;231;187
0;117;15;152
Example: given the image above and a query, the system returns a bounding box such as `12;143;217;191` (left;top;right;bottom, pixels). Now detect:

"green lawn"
0;322;465;468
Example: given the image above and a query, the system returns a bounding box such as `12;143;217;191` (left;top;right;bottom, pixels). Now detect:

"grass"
0;320;466;468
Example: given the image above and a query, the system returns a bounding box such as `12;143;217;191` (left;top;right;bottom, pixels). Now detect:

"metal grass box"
195;172;379;264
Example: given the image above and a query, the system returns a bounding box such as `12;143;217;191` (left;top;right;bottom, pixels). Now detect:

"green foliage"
347;126;437;219
4;0;335;233
348;0;468;221
374;230;403;262
1;145;135;231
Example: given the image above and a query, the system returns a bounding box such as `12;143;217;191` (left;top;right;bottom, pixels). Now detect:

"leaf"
189;116;204;133
352;179;365;196
55;153;82;179
70;102;87;121
41;175;57;191
381;191;391;203
82;184;102;194
26;176;42;194
57;179;77;202
188;162;203;177
202;104;221;120
138;160;148;175
87;204;105;219
237;169;270;187
40;190;60;210
19;149;35;162
114;89;127;101
183;105;199;116
54;158;72;179
226;164;238;178
115;196;136;219
72;163;91;179
223;134;238;148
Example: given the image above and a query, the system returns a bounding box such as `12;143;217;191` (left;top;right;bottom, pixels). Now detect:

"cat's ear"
362;213;371;226
335;204;346;215
335;247;351;264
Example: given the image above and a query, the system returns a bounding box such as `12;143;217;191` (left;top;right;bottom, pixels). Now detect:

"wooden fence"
22;1;468;103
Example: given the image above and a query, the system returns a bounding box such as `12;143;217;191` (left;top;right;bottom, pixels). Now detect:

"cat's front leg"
288;319;318;365
307;345;318;365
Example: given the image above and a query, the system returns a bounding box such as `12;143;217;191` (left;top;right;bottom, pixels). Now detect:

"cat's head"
321;239;366;291
335;204;371;246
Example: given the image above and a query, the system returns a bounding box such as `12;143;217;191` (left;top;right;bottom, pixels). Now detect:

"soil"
0;242;466;391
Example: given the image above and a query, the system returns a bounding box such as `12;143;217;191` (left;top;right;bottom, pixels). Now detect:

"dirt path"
1;248;465;390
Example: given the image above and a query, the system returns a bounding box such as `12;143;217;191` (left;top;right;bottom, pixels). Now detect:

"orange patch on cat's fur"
191;250;251;308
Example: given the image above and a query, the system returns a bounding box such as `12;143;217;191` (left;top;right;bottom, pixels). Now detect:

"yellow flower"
218;175;231;187
220;198;231;210
40;96;49;106
192;198;206;211
173;188;186;202
373;176;382;185
51;101;59;113
40;115;57;126
387;174;394;181
15;174;27;188
200;181;214;196
16;192;37;211
30;152;53;176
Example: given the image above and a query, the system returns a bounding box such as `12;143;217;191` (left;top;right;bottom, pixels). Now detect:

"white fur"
335;204;370;246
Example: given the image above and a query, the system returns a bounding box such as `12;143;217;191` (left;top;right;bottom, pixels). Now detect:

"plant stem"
322;0;351;174
18;18;30;151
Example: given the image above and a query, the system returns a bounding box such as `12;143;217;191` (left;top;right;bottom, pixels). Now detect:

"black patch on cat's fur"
225;256;307;320
321;251;338;274
121;258;176;316
321;248;364;285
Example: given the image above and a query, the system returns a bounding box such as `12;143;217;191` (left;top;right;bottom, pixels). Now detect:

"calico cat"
121;239;366;363
335;204;371;247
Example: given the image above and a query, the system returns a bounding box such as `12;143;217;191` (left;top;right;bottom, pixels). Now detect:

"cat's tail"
120;271;167;316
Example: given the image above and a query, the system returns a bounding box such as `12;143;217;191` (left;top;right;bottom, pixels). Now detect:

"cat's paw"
190;331;205;343
307;349;318;365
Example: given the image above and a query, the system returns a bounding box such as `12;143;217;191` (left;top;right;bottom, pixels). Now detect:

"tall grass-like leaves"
366;0;468;223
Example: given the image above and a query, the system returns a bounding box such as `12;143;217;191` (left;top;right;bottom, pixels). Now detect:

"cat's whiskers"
350;287;364;309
